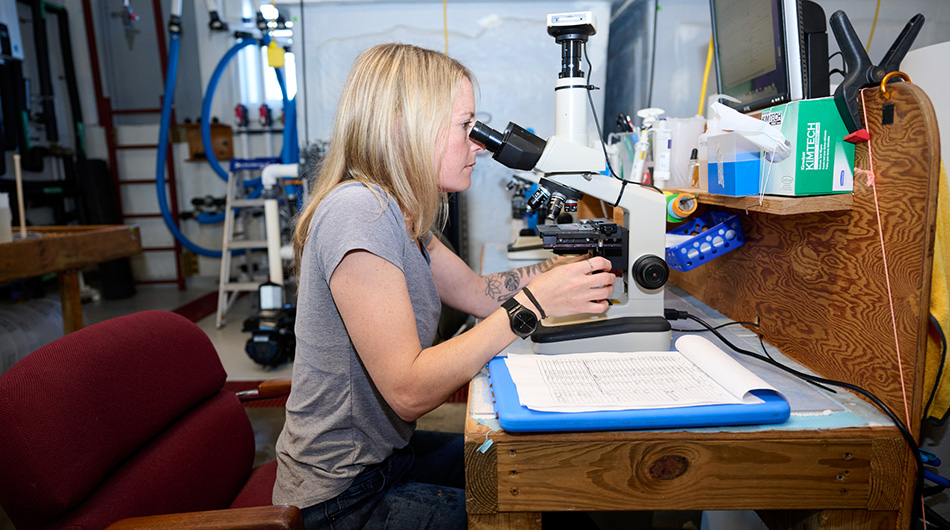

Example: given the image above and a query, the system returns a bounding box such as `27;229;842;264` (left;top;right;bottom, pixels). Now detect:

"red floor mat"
171;292;219;323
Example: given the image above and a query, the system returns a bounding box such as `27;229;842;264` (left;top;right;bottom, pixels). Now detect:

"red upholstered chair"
0;310;300;530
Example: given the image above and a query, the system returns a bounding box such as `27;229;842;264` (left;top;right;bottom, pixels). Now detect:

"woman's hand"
522;255;616;317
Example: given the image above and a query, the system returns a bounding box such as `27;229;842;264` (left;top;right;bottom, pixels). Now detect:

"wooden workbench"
0;225;142;334
465;82;939;529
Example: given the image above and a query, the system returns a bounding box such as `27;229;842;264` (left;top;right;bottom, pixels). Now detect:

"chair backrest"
0;310;256;530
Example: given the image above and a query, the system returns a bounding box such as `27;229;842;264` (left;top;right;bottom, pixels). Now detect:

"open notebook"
487;336;790;433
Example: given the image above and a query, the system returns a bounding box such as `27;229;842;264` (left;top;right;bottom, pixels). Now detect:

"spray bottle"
696;95;740;191
630;108;664;184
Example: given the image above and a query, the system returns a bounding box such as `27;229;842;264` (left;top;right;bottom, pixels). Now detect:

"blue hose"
274;67;300;206
159;35;299;255
156;34;222;258
200;41;297;207
202;38;258;182
274;68;299;164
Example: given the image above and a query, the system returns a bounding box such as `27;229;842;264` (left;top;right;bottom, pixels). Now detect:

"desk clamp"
830;10;924;144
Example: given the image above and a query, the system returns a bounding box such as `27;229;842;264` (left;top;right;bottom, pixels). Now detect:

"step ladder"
216;159;279;328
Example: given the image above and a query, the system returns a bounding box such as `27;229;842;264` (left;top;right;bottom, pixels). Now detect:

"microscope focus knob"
632;255;669;290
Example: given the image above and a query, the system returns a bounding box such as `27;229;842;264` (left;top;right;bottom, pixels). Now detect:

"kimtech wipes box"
758;97;855;196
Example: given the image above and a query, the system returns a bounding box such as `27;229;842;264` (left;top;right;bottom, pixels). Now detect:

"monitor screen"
710;0;803;113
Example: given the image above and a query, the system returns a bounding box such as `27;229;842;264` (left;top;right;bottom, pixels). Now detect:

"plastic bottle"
652;120;672;188
632;108;664;184
687;148;700;188
629;132;650;183
666;115;706;188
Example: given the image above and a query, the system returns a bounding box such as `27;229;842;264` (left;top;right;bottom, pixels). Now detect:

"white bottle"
0;193;12;243
633;108;665;185
652;120;672;188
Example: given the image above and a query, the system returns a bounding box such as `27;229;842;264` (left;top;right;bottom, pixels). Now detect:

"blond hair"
293;43;473;269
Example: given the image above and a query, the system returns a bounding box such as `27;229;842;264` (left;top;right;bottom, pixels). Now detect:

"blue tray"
665;212;744;272
486;357;790;433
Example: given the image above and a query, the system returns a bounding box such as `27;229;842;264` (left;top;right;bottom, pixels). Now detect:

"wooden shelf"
667;189;852;215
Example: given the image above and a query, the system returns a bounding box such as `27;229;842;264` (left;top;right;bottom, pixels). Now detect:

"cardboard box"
707;132;761;196
758;97;855;196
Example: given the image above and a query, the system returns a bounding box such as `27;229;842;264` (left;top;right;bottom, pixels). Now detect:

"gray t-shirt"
273;182;442;508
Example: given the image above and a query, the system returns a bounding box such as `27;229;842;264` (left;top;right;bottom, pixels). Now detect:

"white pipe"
261;163;299;285
261;163;298;188
264;198;282;285
13;154;26;239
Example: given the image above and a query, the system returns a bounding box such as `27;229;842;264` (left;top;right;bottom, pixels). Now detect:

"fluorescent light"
260;4;279;20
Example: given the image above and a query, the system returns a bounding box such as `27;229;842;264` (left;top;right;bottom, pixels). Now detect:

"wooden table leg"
58;269;83;334
468;513;542;530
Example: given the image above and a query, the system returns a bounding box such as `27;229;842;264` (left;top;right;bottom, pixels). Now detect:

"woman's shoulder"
324;181;392;207
318;181;401;225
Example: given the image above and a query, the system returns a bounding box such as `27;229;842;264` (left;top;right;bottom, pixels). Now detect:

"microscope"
470;11;671;354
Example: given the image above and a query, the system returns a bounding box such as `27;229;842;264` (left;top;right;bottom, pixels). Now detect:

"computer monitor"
709;0;829;113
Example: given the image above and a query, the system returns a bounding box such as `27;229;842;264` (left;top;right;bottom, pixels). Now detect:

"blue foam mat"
487;357;791;433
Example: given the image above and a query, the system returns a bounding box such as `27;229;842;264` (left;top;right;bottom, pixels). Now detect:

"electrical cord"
672;318;843;392
672;320;777;362
582;45;663;196
828;51;846;80
925;314;949;426
664;308;925;505
671;319;759;333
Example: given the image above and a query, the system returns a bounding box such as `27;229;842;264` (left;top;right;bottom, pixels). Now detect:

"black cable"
667;309;925;506
828;52;846;80
924;314;948;426
671;318;834;390
582;44;662;196
646;0;658;108
671;320;760;333
672;319;776;361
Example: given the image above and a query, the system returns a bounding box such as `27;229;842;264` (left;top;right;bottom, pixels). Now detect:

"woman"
274;43;615;529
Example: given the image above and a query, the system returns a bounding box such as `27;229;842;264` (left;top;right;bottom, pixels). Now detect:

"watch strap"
521;287;546;319
502;296;521;313
501;297;537;339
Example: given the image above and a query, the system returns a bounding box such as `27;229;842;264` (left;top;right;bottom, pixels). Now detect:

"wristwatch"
502;297;539;339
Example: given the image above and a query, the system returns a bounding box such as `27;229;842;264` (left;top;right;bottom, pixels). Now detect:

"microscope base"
531;316;672;354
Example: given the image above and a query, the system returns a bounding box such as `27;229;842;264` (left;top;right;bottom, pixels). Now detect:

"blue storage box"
707;133;761;196
665;212;744;272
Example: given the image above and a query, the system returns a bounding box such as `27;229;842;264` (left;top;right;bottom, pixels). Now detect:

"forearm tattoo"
483;258;557;302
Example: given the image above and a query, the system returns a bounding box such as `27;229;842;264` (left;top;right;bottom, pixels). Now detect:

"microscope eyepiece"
468;121;547;171
469;121;504;153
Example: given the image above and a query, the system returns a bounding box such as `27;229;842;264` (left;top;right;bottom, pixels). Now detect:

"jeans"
300;430;466;530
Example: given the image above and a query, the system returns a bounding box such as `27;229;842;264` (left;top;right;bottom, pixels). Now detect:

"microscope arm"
539;171;667;317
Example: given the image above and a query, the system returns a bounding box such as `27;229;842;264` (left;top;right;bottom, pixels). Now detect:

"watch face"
512;308;538;336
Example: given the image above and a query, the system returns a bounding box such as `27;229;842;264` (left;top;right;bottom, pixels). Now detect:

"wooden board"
464;83;937;530
673;189;853;215
670;82;940;436
0;225;142;333
0;225;142;283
